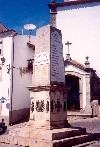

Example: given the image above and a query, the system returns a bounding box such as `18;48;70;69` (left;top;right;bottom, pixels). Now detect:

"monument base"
1;125;95;147
28;119;70;130
28;85;68;129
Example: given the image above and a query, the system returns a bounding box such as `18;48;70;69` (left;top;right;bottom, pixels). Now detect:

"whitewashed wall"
12;35;35;111
0;37;13;116
56;2;100;76
0;35;35;119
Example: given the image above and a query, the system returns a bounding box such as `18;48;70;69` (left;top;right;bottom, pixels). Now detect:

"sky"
0;0;63;35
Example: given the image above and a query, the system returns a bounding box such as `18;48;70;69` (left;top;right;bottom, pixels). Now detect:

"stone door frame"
65;71;84;111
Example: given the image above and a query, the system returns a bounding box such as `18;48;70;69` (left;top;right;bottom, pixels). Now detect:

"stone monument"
28;25;69;129
0;25;95;147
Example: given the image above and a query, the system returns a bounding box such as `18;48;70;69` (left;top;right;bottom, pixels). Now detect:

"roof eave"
64;60;85;71
48;0;100;8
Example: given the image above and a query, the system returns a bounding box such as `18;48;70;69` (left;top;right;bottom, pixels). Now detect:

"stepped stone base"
67;111;92;119
0;125;95;147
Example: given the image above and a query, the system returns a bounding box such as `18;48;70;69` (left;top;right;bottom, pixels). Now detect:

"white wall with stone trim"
56;2;100;76
0;37;12;116
65;65;87;109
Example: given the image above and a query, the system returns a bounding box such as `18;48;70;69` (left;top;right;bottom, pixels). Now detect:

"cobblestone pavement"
0;117;100;146
0;119;28;147
68;117;100;133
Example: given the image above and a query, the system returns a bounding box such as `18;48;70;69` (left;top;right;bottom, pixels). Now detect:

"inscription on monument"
46;101;49;112
34;52;49;65
51;30;65;83
51;100;54;113
55;99;62;112
31;102;34;112
36;100;45;112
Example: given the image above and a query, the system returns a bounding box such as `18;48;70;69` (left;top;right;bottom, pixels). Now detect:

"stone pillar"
28;25;69;129
85;73;92;114
50;7;57;28
79;77;83;110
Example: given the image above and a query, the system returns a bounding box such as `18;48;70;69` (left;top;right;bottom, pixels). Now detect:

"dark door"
65;75;80;110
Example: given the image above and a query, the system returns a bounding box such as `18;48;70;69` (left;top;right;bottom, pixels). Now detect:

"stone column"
79;76;83;110
85;73;92;114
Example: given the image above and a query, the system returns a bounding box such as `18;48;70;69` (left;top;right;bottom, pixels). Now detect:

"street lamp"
24;24;36;43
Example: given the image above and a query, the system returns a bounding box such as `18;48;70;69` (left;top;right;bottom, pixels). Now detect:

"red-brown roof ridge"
48;0;100;8
0;23;8;33
64;58;85;70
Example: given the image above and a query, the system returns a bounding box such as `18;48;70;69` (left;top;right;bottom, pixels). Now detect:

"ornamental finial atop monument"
84;56;90;68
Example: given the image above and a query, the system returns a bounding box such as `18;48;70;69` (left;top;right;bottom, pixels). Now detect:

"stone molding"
27;84;68;92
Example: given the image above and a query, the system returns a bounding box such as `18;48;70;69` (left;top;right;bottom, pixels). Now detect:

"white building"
49;0;100;76
0;23;35;124
49;0;100;116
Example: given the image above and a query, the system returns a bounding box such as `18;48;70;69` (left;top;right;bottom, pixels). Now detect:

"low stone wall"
9;108;30;125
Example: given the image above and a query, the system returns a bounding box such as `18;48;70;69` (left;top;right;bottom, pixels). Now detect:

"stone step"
67;111;92;119
8;127;87;141
28;127;87;141
72;140;99;147
0;143;22;147
0;133;94;147
0;126;95;147
52;133;94;147
0;128;86;143
51;127;87;140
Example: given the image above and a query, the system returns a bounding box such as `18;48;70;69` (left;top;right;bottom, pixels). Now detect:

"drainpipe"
9;35;15;125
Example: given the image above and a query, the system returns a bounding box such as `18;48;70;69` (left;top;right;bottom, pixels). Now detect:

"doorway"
65;75;80;110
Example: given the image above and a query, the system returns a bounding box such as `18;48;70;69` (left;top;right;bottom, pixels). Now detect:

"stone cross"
65;41;72;55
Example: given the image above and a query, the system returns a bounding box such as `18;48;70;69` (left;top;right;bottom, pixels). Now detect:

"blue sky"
0;0;63;35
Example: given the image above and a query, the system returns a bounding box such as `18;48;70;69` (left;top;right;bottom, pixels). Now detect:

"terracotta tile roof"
0;29;16;34
64;59;95;72
0;23;8;33
0;23;16;35
48;0;100;8
64;59;85;70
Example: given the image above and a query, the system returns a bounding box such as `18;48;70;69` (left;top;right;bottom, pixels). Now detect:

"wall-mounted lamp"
27;59;34;73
